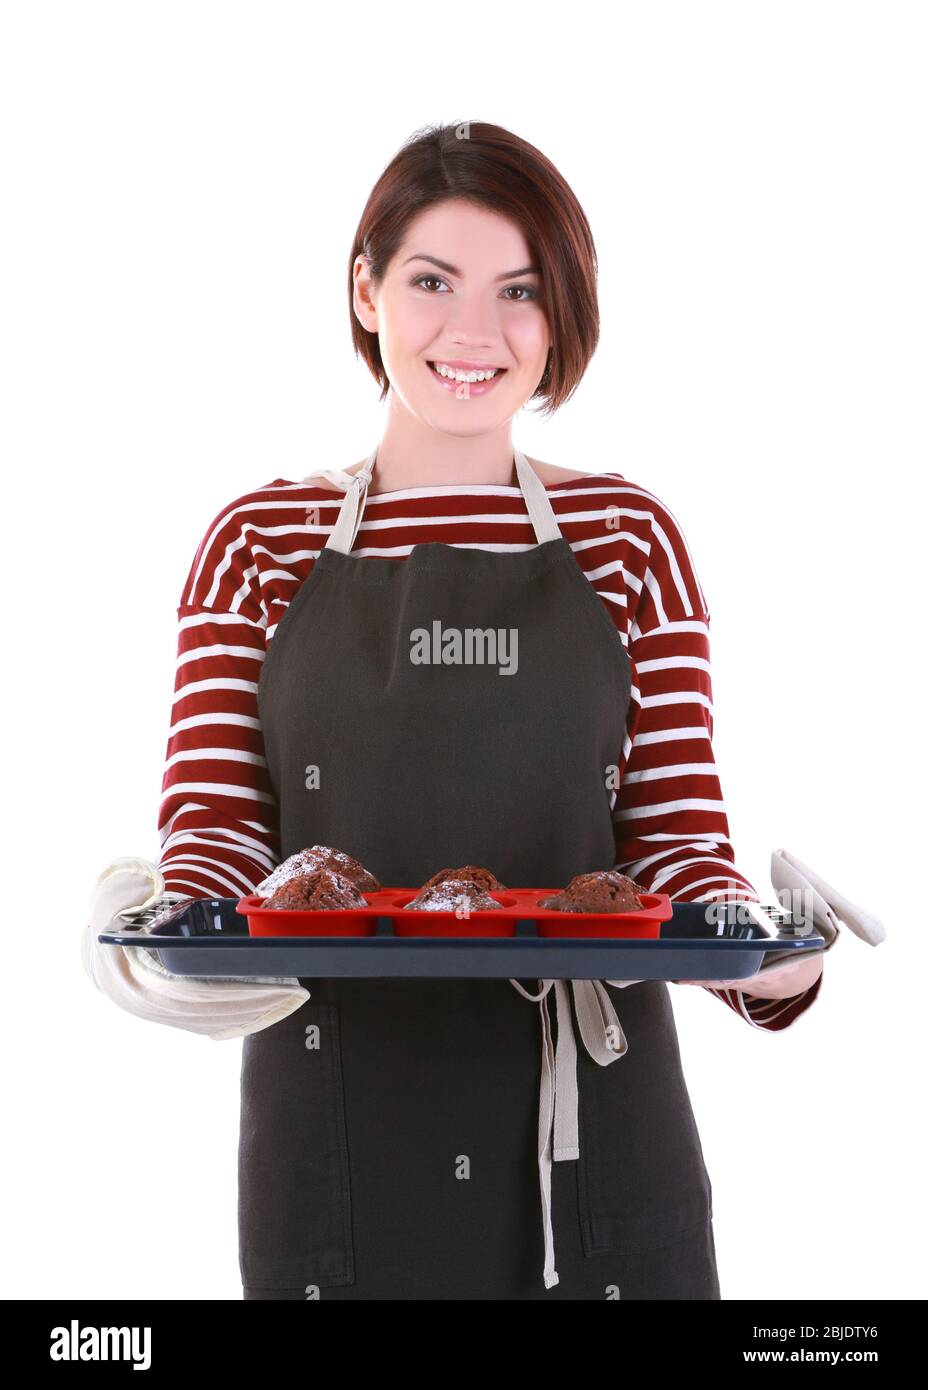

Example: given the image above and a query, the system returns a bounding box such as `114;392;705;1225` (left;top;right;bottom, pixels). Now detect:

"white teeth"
432;362;500;383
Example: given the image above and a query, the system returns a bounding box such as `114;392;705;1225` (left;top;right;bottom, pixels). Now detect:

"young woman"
155;122;823;1300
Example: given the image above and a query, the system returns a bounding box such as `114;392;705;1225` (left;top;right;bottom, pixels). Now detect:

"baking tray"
98;895;826;981
237;887;673;938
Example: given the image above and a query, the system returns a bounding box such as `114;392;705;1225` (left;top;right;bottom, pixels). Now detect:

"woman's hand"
674;952;824;999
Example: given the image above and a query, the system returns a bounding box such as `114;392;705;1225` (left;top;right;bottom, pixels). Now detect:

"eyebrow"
403;253;541;281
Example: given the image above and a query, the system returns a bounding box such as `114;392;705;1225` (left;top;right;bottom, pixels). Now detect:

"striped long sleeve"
157;494;282;899
607;485;821;1030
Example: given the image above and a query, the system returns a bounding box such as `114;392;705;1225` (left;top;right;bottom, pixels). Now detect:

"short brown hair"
348;121;600;417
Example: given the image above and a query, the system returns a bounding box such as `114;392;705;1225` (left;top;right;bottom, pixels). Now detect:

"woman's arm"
157;600;280;896
612;608;823;1029
157;492;283;897
599;476;822;1031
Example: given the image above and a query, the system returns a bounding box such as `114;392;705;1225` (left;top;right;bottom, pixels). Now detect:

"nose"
443;299;504;350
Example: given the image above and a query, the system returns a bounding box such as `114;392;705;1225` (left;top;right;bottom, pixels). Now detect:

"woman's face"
353;199;551;435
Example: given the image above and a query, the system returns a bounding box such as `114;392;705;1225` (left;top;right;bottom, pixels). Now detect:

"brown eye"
412;274;449;293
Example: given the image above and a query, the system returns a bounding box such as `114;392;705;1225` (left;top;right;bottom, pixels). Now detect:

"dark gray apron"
239;448;719;1300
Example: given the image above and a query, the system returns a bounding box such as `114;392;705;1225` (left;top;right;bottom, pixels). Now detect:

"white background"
2;0;924;1301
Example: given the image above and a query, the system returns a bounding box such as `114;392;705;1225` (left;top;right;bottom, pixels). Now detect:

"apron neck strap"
309;447;563;554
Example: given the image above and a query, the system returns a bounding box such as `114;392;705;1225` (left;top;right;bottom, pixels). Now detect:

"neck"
367;413;518;494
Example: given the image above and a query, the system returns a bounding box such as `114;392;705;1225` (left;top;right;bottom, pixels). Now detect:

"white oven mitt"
759;845;887;970
81;856;309;1041
613;846;887;989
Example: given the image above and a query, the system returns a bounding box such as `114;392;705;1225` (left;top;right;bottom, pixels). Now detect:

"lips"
426;360;508;397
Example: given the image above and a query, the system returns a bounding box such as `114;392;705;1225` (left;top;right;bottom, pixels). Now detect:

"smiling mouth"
426;361;508;383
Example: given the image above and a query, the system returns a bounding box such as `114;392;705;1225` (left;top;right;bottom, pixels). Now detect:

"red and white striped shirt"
157;468;821;1031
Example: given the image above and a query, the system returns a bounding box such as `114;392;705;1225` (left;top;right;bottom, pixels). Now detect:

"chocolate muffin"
419;865;507;894
405;877;500;913
264;867;368;911
539;869;647;913
257;845;381;896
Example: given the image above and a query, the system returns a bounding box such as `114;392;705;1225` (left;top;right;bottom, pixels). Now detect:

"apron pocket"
575;981;713;1257
238;994;355;1291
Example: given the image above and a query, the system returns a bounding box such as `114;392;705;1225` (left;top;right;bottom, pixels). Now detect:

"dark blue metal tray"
98;896;825;981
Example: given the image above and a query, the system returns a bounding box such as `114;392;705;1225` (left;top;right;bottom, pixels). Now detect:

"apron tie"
508;978;629;1288
304;457;376;554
